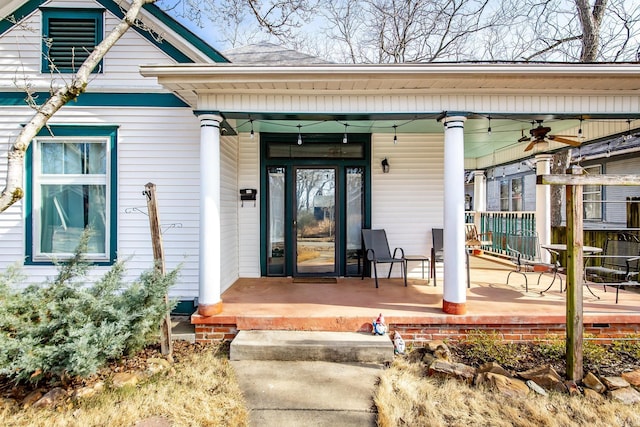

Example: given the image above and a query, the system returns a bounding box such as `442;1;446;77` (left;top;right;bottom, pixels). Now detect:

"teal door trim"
260;133;371;277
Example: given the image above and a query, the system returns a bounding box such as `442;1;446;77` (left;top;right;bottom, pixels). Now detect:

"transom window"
41;8;104;73
28;126;117;263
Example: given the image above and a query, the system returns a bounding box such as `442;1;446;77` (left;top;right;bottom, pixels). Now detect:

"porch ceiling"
140;62;640;161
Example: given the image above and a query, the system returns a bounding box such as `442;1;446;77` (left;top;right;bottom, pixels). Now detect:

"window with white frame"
29;126;116;263
583;164;602;220
499;177;524;211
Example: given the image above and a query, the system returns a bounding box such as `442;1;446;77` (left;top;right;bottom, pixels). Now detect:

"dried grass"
1;343;249;427
375;358;640;427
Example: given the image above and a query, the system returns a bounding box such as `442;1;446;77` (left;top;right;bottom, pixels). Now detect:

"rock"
582;372;606;393
526;380;548;396
477;362;511;377
518;365;566;392
134;416;173;427
621;369;640;387
112;372;140;388
422;353;436;367
583;388;604;402
426;340;446;352
608;387;640;405
601;376;630;391
146;358;171;376
21;390;43;408
477;372;529;399
433;344;452;362
564;380;580;396
73;381;104;400
33;387;67;409
428;360;476;385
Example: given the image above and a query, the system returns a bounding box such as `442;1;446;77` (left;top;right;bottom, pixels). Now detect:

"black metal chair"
431;228;444;286
361;229;406;288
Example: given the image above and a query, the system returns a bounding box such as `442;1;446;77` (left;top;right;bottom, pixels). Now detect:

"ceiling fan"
519;120;582;152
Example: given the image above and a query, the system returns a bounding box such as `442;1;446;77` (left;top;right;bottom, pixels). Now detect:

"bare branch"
1;0;157;212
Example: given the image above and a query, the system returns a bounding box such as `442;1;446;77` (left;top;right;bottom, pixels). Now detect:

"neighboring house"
467;134;640;230
1;0;639;318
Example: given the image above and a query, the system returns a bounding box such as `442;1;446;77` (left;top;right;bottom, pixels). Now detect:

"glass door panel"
345;167;364;275
295;168;336;275
267;167;286;275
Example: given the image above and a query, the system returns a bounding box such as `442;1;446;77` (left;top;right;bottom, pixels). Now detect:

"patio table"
540;244;603;297
404;255;430;282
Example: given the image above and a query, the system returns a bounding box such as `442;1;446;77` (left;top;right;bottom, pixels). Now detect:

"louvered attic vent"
47;18;96;72
42;8;104;74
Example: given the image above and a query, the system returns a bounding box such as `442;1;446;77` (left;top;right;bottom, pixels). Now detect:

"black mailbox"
240;188;257;206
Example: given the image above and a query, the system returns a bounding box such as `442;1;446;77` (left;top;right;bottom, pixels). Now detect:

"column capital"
442;116;467;128
534;154;554;162
194;111;223;124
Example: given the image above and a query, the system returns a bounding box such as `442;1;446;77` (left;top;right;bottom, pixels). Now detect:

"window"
28;126;117;263
41;8;104;73
583;164;602;220
500;177;524;211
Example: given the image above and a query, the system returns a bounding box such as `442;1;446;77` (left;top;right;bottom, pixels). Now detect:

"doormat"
292;277;338;284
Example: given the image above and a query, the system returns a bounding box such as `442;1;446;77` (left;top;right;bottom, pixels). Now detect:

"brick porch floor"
192;255;640;344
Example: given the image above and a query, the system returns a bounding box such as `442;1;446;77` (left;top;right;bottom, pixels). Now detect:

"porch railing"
466;211;537;258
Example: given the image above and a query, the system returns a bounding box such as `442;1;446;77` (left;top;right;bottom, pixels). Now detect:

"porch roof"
140;62;640;163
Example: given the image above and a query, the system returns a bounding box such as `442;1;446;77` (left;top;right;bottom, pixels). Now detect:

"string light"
393;124;398;144
249;118;254;139
343;123;348;144
487;116;492;136
577;117;583;140
624;119;632;141
297;124;303;145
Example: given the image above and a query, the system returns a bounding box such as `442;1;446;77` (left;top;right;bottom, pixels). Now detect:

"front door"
294;167;337;275
262;133;371;277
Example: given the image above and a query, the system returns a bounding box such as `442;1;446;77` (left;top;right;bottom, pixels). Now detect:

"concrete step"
230;330;394;364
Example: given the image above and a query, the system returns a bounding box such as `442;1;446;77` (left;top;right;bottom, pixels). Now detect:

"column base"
197;301;223;317
443;299;466;315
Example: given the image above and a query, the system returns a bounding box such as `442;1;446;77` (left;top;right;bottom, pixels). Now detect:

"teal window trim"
41;7;104;74
25;125;118;265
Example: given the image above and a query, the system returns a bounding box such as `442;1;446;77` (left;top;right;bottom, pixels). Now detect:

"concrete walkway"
231;360;381;426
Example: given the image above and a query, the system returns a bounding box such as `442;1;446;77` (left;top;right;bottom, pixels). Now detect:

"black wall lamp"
381;157;390;173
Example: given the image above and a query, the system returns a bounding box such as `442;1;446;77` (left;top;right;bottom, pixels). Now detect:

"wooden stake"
565;171;584;381
144;182;173;359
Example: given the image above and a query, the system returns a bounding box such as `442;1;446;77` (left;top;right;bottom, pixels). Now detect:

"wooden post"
565;169;584;381
144;182;173;359
538;173;640;381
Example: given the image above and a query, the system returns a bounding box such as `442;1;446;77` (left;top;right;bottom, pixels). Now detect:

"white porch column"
473;171;486;212
442;116;467;315
535;154;553;263
197;113;223;316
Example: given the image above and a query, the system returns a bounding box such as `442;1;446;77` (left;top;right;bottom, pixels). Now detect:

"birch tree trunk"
0;0;156;213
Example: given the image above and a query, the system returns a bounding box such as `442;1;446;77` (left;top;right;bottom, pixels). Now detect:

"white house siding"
220;134;239;292
0;105;203;299
237;132;260;278
603;157;640;224
0;0;174;91
371;133;444;277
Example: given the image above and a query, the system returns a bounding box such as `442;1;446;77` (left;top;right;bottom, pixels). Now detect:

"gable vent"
47;18;98;72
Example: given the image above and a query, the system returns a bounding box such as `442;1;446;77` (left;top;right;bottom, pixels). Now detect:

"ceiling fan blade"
550;136;581;146
524;140;537;151
518;135;530;143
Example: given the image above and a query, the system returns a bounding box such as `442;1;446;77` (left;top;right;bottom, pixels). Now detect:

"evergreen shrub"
0;233;178;383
